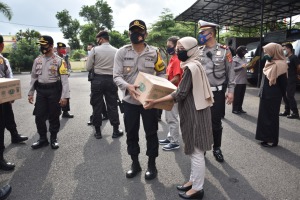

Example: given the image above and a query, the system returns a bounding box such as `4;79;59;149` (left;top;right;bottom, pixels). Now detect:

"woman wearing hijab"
144;37;214;200
232;46;248;114
255;43;288;147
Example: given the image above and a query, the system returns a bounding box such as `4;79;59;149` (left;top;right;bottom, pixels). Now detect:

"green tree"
56;9;80;49
0;2;13;20
79;0;114;31
15;29;41;43
147;8;195;62
80;24;97;50
109;30;128;48
9;38;40;71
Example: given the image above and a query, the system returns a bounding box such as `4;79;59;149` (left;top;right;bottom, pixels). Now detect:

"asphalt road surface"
1;72;299;200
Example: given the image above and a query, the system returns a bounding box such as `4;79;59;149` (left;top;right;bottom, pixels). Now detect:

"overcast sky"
0;0;196;46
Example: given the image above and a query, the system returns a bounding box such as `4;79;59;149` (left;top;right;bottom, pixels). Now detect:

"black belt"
94;74;113;78
36;81;60;89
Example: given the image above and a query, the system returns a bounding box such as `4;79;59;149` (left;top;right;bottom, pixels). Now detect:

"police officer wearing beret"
28;35;70;149
197;20;235;162
114;20;166;180
86;31;123;139
56;42;74;118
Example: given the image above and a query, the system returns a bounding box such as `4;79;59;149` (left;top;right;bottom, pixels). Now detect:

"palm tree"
0;2;13;20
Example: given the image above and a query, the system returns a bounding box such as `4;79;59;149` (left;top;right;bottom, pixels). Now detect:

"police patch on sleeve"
59;60;68;75
226;52;233;63
154;51;165;72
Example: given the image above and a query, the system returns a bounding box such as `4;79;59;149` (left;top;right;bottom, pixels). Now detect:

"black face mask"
177;50;189;61
177;45;198;62
40;46;50;54
130;32;145;44
166;47;175;55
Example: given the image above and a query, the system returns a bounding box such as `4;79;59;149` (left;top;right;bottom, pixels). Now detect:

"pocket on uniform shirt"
35;64;43;75
48;66;58;80
144;61;155;74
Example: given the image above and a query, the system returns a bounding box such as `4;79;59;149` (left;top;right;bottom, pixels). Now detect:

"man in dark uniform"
279;43;300;119
0;35;28;145
86;31;123;139
197;20;235;162
28;35;70;149
56;42;74;118
114;20;166;180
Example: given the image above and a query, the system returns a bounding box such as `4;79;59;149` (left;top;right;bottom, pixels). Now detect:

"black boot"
0;149;15;171
31;134;49;149
50;133;59;149
112;126;123;138
0;184;12;200
145;156;157;180
213;147;224;162
126;155;141;178
10;130;28;144
62;111;74;118
94;126;102;139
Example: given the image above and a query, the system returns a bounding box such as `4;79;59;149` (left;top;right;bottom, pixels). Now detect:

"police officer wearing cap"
114;19;166;180
56;42;74;118
86;31;123;139
197;20;235;162
28;35;70;149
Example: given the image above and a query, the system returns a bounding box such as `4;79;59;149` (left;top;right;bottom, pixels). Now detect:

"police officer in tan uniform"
28;35;70;149
114;19;165;180
197;20;235;162
56;42;74;118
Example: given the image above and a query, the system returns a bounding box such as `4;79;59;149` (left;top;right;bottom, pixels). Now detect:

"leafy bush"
70;49;86;60
8;39;40;71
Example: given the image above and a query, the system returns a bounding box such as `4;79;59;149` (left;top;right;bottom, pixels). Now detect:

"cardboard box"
134;72;177;111
0;78;22;104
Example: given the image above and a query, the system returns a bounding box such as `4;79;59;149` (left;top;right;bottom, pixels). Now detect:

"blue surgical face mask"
166;47;175;55
263;54;273;62
198;33;211;45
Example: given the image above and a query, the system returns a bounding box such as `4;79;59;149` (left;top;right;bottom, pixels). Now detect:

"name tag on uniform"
216;51;221;56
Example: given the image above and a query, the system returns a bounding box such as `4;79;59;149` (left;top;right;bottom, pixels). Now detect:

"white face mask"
283;50;288;57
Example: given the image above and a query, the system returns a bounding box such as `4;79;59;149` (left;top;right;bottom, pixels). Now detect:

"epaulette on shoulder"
199;45;205;50
123;44;132;49
220;44;229;50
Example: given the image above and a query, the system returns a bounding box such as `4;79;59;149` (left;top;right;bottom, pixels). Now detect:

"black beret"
129;20;146;30
57;42;66;48
37;35;54;45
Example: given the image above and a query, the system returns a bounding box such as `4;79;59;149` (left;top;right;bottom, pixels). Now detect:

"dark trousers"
2;102;17;133
34;85;61;139
211;91;225;149
123;101;159;157
232;84;246;112
283;81;298;114
0;104;5;150
61;98;70;112
90;75;119;127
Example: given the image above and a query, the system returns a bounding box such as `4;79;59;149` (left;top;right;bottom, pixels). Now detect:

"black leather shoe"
177;184;192;192
239;110;247;114
126;164;142;178
94;132;102;139
232;110;240;114
279;111;290;116
179;189;204;200
261;142;277;147
31;140;49;149
50;140;59;149
287;113;299;119
87;121;92;126
112;129;124;138
0;184;12;200
0;159;15;171
62;112;74;118
213;148;224;162
145;167;157;180
11;134;28;144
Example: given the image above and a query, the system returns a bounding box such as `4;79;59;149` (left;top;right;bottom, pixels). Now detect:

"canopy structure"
175;0;300;28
